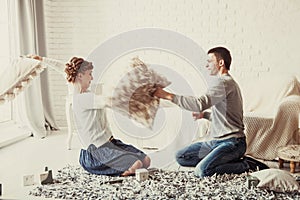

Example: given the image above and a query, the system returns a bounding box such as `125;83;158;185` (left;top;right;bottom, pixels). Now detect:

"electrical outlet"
23;175;35;186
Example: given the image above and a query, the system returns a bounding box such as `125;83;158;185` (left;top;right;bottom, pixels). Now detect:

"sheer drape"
8;0;58;138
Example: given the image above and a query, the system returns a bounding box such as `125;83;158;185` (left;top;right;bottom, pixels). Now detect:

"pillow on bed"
251;169;300;193
0;57;46;104
111;57;171;129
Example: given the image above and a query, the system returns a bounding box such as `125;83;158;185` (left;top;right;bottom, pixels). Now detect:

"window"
0;0;12;123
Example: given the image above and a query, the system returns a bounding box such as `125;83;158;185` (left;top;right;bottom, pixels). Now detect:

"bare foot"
121;169;134;176
142;156;151;168
121;160;143;176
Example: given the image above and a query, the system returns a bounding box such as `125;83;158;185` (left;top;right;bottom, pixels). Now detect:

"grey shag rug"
29;165;300;200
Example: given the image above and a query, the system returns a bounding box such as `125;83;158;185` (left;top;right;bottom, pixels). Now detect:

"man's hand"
153;87;174;101
192;112;204;120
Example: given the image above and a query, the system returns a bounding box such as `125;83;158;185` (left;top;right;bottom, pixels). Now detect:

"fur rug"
29;165;299;199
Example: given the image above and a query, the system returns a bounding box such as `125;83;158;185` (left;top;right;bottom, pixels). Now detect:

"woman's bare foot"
121;160;143;176
142;156;151;168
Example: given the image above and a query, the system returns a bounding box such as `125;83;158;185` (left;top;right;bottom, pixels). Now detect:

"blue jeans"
176;137;248;177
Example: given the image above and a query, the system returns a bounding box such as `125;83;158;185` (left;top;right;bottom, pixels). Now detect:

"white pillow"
0;57;45;104
251;169;300;193
111;57;171;129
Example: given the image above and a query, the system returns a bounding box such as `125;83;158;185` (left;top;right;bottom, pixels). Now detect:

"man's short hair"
208;47;232;70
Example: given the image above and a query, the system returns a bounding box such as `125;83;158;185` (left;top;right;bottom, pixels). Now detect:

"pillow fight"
30;46;268;178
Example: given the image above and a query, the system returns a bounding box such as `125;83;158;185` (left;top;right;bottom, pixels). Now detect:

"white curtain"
8;0;59;138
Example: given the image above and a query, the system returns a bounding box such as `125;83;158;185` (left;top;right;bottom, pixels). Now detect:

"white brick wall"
44;0;300;127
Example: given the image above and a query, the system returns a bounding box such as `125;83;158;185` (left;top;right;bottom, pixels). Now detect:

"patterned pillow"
111;57;171;129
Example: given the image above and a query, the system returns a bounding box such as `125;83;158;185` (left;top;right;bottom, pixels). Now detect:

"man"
154;47;268;177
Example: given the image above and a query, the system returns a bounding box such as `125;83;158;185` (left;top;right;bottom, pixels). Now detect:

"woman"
33;55;151;176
